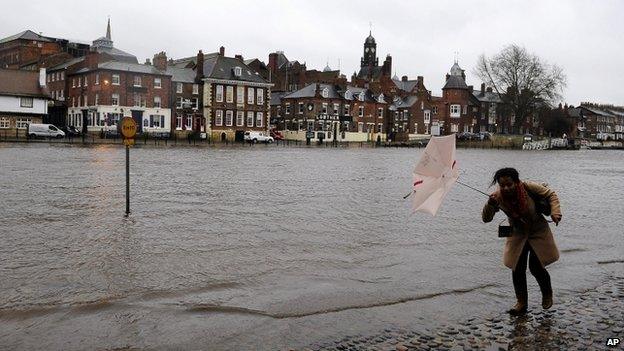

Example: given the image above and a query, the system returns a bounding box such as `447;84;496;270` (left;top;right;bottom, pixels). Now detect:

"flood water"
1;143;623;350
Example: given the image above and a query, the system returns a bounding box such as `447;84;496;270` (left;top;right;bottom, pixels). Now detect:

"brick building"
167;52;204;137
65;49;172;135
200;47;273;142
0;30;89;70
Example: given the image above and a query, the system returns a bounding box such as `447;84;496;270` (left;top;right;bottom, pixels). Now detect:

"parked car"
478;132;492;140
523;134;533;142
244;131;274;143
62;125;81;137
270;129;284;140
456;132;477;141
28;123;65;139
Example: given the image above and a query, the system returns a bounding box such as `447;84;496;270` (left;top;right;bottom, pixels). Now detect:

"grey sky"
3;0;623;105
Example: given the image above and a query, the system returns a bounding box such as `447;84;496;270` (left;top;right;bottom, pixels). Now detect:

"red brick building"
0;30;89;70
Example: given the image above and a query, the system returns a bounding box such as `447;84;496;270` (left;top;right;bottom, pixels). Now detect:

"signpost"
120;117;137;216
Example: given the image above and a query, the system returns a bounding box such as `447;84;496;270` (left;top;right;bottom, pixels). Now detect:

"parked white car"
244;131;274;143
28;124;65;138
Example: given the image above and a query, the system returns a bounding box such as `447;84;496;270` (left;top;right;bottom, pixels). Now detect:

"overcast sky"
2;0;623;105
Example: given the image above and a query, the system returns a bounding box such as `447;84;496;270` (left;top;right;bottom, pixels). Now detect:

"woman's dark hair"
491;167;520;186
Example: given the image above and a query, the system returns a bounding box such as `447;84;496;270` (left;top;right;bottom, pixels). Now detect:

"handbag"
498;222;513;237
525;183;552;216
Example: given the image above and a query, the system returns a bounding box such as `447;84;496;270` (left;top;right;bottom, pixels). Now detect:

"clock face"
371;48;375;53
365;48;370;53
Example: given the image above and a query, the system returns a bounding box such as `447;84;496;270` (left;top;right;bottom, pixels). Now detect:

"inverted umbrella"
407;134;459;216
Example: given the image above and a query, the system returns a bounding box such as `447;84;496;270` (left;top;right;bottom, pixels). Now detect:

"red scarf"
501;182;528;219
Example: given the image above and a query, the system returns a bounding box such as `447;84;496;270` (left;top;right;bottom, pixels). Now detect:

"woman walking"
482;168;562;315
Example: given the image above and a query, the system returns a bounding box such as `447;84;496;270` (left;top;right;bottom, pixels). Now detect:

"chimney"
39;68;46;88
196;50;204;81
145;58;152;65
446;73;450;81
468;85;473;93
417;76;424;87
314;83;321;97
86;50;99;70
401;75;408;82
153;51;167;71
235;54;243;60
480;83;485;96
219;46;225;56
486;87;492;93
268;52;279;71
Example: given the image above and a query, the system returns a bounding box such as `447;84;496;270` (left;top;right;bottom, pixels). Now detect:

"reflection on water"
0;144;623;349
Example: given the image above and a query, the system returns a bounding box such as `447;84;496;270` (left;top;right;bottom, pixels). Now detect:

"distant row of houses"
1;20;622;142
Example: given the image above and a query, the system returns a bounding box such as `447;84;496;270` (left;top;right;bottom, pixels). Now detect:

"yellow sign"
121;117;137;139
123;138;135;146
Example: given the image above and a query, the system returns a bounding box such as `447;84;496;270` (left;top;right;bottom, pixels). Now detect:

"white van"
28;124;65;138
244;131;274;143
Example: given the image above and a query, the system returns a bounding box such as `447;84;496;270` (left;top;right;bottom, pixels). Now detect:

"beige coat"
482;181;562;270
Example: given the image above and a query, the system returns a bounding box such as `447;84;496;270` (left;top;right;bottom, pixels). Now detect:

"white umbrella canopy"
410;134;459;216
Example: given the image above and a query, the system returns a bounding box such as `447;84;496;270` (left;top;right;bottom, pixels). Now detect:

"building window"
215;110;223;126
95;74;99;85
175;83;182;94
60;72;64;80
192;84;199;95
112;74;120;85
149;115;165;128
256;112;263;127
225;110;233;126
345;104;350;115
322;88;329;98
186;114;192;129
257;88;263;105
47;74;51;83
16;118;32;129
154;78;162;89
298;103;304;114
77;77;81;87
451;123;459;133
192;98;198;109
377;107;383;118
377;123;383;133
234;67;242;76
72;78;76;87
432;106;438;115
345;90;352;100
133;76;142;87
176;96;183;109
450;104;461;117
358;106;364;117
84;76;88;86
0;117;10;129
237;86;244;104
20;97;33;108
378;94;385;103
247;87;254;104
247;111;254;126
154;96;161;108
111;93;119;106
236;111;244;126
359;92;365;101
358;122;364;133
216;85;223;102
414;123;418;133
424;110;431;124
285;103;290;114
95;94;99;105
175;114;182;129
463;105;468;115
322;103;328;114
226;86;234;103
333;103;339;115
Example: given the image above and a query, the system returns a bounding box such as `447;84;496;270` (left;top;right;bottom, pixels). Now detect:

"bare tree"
475;44;566;134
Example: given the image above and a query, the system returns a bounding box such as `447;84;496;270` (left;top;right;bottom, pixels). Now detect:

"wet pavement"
298;272;624;350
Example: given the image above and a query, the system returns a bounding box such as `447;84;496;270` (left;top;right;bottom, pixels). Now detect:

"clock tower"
360;31;378;68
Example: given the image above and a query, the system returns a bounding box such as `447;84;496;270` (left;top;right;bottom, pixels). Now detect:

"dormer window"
359;92;365;101
234;67;242;77
322;88;329;98
345;90;352;100
377;94;384;103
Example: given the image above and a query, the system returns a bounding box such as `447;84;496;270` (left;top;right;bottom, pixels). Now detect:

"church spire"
106;17;111;40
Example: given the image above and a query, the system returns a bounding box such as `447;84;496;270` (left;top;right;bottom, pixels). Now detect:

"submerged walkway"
298;273;624;350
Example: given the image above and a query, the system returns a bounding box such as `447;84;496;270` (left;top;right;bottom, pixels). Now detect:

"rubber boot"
508;293;528;316
542;291;553;310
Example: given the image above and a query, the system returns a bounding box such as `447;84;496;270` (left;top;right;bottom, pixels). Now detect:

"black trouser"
512;242;552;298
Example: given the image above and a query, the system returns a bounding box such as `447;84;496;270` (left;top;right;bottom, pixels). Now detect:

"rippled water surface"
1;143;623;350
